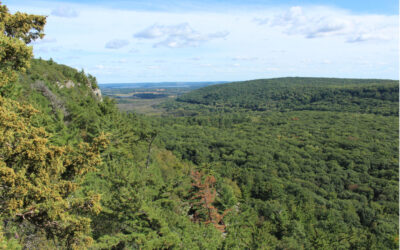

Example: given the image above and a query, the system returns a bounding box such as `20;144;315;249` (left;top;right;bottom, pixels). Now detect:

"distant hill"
174;77;398;115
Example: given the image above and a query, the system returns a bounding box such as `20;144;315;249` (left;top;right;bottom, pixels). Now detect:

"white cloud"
51;6;79;18
33;46;61;54
134;23;229;48
114;59;127;63
128;48;139;53
346;33;391;43
261;6;397;43
9;1;397;82
253;17;269;25
231;56;259;61
31;37;57;45
322;59;332;64
208;31;230;39
105;39;129;49
147;65;160;70
267;6;351;38
134;24;171;39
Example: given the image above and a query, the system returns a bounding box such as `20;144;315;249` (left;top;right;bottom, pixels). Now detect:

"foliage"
189;171;229;232
7;40;226;250
0;2;46;44
167;77;398;116
0;96;107;248
0;3;106;248
1;1;398;249
151;77;399;249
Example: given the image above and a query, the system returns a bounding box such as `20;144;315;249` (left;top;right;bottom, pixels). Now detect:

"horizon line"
99;76;399;85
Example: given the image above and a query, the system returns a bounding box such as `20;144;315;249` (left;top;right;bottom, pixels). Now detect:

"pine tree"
189;170;229;232
0;2;108;248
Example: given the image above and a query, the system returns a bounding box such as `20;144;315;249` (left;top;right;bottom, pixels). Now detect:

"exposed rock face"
56;81;62;88
31;80;70;121
55;78;103;102
92;88;103;101
86;79;103;102
65;80;75;88
56;80;75;89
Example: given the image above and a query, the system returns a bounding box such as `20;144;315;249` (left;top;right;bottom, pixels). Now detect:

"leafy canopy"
0;2;108;248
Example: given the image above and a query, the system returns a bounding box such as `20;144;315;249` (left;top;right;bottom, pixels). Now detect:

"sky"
4;0;399;83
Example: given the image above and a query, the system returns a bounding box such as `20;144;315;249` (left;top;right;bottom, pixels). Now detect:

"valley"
99;77;399;249
100;82;225;114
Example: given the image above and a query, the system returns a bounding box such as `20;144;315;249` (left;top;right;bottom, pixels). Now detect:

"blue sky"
4;0;398;83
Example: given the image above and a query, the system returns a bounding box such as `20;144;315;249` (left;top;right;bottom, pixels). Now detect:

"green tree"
0;2;107;248
0;2;45;96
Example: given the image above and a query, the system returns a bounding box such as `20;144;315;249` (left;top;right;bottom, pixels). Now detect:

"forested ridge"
172;77;398;115
0;3;399;249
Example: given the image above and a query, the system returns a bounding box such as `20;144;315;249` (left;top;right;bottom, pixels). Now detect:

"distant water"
99;81;228;89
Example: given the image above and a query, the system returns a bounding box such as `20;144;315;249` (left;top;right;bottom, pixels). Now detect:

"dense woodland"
169;78;398;116
150;77;399;249
0;3;398;249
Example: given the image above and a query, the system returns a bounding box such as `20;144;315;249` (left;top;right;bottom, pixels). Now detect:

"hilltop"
172;77;398;115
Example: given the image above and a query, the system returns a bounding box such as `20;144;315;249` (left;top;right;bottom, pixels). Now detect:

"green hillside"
173;77;398;115
4;57;229;248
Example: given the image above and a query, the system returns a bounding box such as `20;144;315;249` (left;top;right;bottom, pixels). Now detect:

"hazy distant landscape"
100;81;227;89
100;81;227;114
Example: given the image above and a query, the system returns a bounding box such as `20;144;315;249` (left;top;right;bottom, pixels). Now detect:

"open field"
100;87;183;115
116;97;169;115
99;83;223;115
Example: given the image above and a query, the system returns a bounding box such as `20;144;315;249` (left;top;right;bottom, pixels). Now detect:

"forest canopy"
0;2;398;249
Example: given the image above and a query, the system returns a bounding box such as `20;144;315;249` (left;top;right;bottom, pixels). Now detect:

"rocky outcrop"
56;80;76;89
31;80;70;120
65;80;75;88
86;79;103;102
55;79;103;102
92;87;103;101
